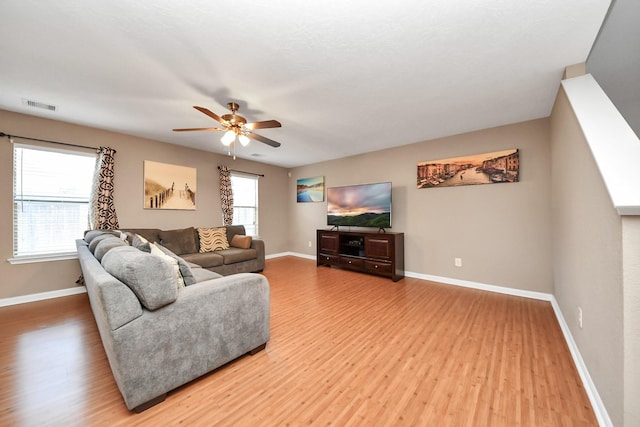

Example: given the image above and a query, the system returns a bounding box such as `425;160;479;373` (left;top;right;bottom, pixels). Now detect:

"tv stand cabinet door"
318;231;339;254
365;235;394;260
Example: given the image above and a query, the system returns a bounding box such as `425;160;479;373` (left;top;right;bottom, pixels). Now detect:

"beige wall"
550;87;624;426
622;216;640;426
288;118;553;293
0;109;289;299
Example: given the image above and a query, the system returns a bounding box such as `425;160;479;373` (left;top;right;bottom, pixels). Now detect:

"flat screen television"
327;182;392;229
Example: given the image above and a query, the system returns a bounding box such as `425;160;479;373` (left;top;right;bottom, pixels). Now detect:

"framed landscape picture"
417;149;519;189
144;160;197;209
297;176;325;202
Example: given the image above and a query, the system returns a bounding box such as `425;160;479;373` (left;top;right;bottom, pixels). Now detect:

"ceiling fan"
173;102;282;148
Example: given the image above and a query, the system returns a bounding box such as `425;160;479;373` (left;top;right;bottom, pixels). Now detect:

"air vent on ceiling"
22;98;57;111
250;153;263;157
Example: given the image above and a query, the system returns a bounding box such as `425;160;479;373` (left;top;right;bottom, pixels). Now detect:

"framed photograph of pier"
143;160;197;210
417;149;519;189
297;176;325;202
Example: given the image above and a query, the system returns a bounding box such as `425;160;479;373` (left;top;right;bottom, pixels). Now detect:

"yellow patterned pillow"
198;227;229;252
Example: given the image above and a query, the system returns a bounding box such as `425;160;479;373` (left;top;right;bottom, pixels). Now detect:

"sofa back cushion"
84;229;121;244
226;225;247;242
120;228;162;244
94;236;129;262
101;246;179;311
152;243;197;286
158;227;198;255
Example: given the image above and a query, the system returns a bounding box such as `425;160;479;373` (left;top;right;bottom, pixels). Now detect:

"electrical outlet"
454;258;462;267
578;307;583;329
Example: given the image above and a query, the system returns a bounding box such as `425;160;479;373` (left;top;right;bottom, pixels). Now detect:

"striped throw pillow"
198;227;229;252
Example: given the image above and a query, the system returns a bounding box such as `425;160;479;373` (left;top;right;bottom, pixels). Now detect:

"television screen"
327;182;392;229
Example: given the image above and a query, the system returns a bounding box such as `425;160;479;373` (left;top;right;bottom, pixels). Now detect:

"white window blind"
231;173;259;236
13;144;96;258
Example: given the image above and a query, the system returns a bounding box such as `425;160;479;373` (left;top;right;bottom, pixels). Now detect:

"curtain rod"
0;131;98;151
217;166;264;177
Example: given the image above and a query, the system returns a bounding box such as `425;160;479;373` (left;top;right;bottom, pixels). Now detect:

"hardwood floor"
0;257;597;426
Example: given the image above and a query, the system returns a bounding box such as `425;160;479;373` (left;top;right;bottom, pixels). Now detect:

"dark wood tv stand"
316;229;404;282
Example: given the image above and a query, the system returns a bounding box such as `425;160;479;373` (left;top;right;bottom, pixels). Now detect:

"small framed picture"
297;176;325;202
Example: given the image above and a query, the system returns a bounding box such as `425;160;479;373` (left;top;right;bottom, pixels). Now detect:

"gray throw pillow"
153;243;197;286
131;233;151;252
89;233;118;253
84;229;120;244
94;236;128;262
101;246;179;311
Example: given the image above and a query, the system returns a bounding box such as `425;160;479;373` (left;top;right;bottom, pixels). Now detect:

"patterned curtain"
219;165;234;226
89;147;119;230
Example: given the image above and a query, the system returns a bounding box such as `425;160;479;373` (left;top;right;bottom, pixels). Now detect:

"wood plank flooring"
0;257;597;426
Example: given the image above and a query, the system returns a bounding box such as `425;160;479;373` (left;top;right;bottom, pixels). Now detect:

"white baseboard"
550;297;612;427
404;271;553;301
267;252;316;260
0;286;87;308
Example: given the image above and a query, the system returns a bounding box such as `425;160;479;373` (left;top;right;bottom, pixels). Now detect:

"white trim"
404;271;553;301
266;252;316;260
8;252;79;265
549;297;613;427
561;74;640;216
0;286;86;308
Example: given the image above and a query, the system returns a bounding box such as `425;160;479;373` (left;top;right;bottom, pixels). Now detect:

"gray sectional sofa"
76;227;270;412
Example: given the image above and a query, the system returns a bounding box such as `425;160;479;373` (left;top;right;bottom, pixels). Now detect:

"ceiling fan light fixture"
221;130;235;146
174;103;282;149
238;134;250;146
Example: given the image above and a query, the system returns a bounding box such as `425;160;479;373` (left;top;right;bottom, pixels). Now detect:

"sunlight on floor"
16;319;87;425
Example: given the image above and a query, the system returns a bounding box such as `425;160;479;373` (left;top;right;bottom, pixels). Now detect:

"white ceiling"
0;0;610;168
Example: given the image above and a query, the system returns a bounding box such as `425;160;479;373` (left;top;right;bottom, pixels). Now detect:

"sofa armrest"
108;273;270;410
251;238;265;270
77;240;143;331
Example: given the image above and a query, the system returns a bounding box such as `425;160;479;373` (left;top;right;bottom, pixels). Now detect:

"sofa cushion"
130;233;152;252
150;243;185;288
181;252;224;268
101;246;179;311
120;228;162;244
89;233;120;253
84;229;121;244
190;267;224;283
225;225;247;242
153;243;197;286
159;227;198;255
217;248;258;265
198;227;229;252
94;236;129;262
230;234;252;249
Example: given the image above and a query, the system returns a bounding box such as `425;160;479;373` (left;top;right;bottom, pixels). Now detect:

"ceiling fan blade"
193;106;225;124
244;120;282;130
173;127;225;132
247;131;281;148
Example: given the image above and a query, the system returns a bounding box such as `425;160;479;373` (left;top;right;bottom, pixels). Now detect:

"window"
231;173;258;236
12;144;96;261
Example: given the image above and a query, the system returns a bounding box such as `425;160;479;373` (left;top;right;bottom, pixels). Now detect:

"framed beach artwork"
297;176;325;202
144;160;197;209
417;149;519;189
